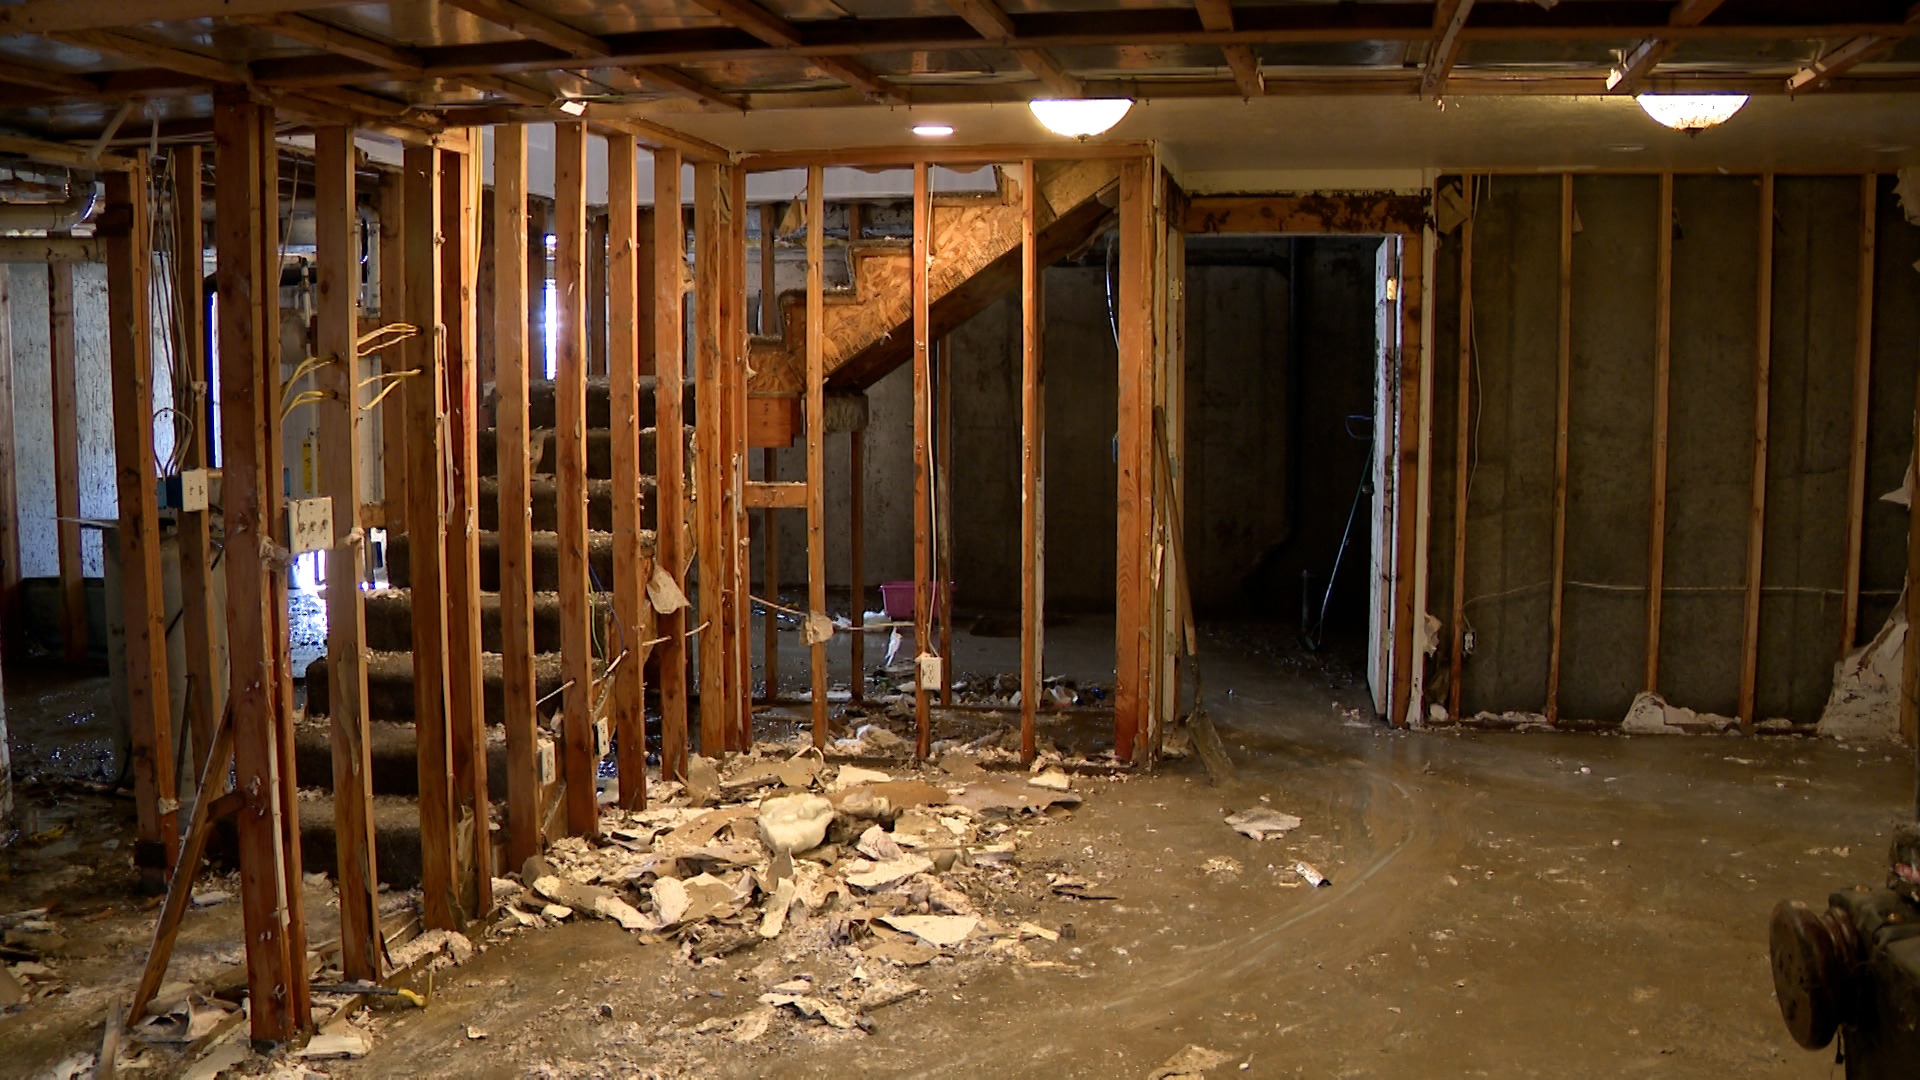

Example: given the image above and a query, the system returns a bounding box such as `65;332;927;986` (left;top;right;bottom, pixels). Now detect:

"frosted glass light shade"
1635;93;1748;132
1028;98;1134;139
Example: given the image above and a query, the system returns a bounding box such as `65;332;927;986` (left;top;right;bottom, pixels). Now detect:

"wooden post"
170;148;221;777
213;95;298;1043
807;166;829;749
554;121;597;837
1020;159;1040;761
1905;362;1920;750
1389;228;1425;730
606;133;648;808
401;142;457;931
1840;173;1878;657
730;166;753;750
850;429;865;703
1738;174;1775;728
48;255;83;664
377;175;407;539
1646;173;1674;697
763;448;779;702
910;163;931;759
0;267;16;640
493;124;542;863
1115;160;1150;757
1443;171;1474;722
588;211;608;379
313;127;378;980
695;161;728;757
938;333;954;707
476;187;496;431
441;139;491;909
655;148;689;780
104;159;180;885
1547;174;1572;721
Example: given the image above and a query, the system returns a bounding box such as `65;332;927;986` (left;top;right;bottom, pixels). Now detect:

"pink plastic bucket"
880;581;949;621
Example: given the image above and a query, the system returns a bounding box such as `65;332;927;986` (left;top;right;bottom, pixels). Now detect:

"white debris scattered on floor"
1224;807;1302;840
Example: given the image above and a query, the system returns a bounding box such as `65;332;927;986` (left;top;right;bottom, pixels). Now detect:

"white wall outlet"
537;738;557;786
286;497;333;555
178;469;209;512
917;653;943;691
593;717;611;760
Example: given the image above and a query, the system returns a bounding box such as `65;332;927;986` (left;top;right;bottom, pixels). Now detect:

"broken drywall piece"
1151;1045;1233;1079
804;611;835;645
1897;167;1920;226
879;914;978;947
1885;461;1913;509
845;855;935;891
1224;808;1302;840
1434;180;1469;235
1818;594;1906;743
757;793;834;856
648;565;691;614
1621;691;1737;735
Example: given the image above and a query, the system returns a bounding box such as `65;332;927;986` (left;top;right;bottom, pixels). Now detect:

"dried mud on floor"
5;623;1918;1077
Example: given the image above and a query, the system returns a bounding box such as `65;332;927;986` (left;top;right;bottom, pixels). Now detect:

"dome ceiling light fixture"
1028;98;1134;139
1635;93;1749;133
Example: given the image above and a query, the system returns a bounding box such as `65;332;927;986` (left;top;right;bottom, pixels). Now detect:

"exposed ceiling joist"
1608;0;1726;94
456;73;557;109
1190;1;1263;98
1787;4;1919;93
296;83;417;119
50;30;248;85
0;65;98;97
683;0;903;103
624;64;747;113
440;0;611;59
0;0;362;34
253;14;424;75
943;0;1082;98
1420;0;1475;99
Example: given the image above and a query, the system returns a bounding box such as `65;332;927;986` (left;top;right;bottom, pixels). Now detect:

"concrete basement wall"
1432;172;1920;725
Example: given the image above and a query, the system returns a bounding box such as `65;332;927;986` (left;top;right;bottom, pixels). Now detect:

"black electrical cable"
1302;419;1374;653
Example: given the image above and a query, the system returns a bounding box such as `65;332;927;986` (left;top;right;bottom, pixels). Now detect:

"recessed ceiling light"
1635;93;1748;132
912;123;954;137
1029;98;1133;139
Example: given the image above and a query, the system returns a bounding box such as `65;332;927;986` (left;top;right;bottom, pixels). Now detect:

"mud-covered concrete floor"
4;618;1915;1077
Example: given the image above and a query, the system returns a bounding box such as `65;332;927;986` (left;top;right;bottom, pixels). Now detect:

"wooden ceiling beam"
1013;49;1084;98
1787;4;1919;93
684;0;903;103
0;0;363;34
440;0;610;59
623;65;747;113
0;65;99;97
1608;0;1726;94
1191;1;1262;98
945;0;1083;96
50;30;249;85
252;14;424;75
1420;0;1475;99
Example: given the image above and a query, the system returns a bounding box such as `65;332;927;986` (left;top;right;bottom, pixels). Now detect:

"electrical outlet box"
537;738;557;786
286;497;333;555
178;469;209;512
594;717;611;761
917;653;943;692
1463;628;1477;656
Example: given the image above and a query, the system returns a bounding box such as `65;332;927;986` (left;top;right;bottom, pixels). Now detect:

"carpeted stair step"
504;376;695;431
293;716;516;802
476;475;658;534
298;792;432;890
362;588;614;654
386;528;641;592
306;648;593;724
476;425;690;482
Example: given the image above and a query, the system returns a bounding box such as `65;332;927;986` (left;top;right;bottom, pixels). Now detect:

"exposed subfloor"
2;620;1914;1076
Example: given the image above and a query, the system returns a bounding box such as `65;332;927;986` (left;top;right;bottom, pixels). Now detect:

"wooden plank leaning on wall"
806;166;828;748
606;132;649;808
105;157;180;886
170;146;223;784
1450;174;1480;723
442;136;492;907
48;244;83;664
493;124;545;861
1020;158;1041;762
1738;174;1774;731
1547;174;1573;722
1646;173;1675;701
402;139;458;931
655;148;690;780
313;125;380;981
695;160;729;757
553;120;598;839
911;163;932;758
213;93;303;1042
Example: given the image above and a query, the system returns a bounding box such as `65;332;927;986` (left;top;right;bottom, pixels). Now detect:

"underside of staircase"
300;377;692;885
748;159;1121;402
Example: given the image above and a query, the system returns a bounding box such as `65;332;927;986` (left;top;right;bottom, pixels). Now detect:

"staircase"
299;378;693;886
747;159;1120;404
